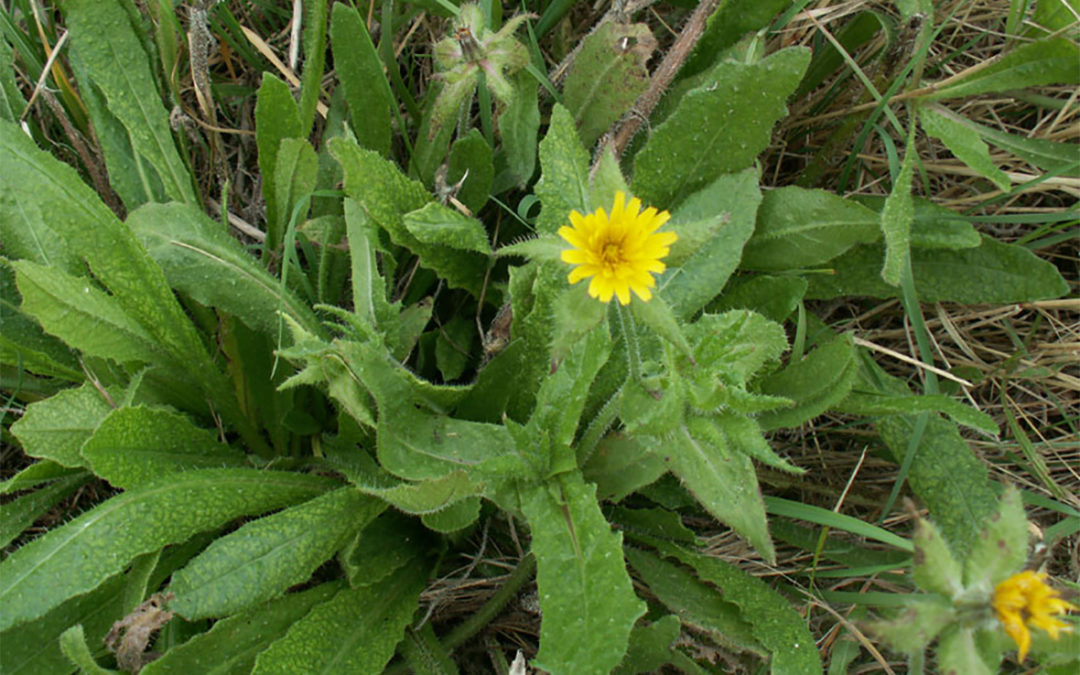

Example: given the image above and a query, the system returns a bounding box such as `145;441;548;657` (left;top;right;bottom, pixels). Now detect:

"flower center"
600;240;624;269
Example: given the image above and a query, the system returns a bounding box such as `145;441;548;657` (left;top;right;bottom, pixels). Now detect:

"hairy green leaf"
534;104;590;234
741;186;880;271
0;469;338;631
963;487;1027;590
59;624;115;674
255;73;303;254
837;391;998;435
633;48;810;207
403;201;492;254
523;473;645;675
448;128;494;213
920;106;1011;192
493;72;540;191
10;382;117;468
331;3;392;155
757;335;859;430
0;473;88;549
926;38;1080;100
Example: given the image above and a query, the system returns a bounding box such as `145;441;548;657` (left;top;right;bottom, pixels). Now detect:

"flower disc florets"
992;570;1076;661
558;191;677;305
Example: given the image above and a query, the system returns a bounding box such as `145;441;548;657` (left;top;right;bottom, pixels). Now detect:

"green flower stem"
615;302;642;382
444;552;537;650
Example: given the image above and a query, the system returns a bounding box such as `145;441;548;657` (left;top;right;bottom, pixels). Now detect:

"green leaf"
421;497;481;533
0;187;82;274
273;138;319;241
912;517;963;597
256;73;303;254
81;406;248;488
493;71;540;191
0;572;127;675
613;615;682;675
625;547;763;656
920;106;1011;192
836;391;998;435
851;195;981;250
252;558;428;674
563;22;656;147
129;202;325;340
756;334;859;430
661;418;774;561
434;315;475;382
630;295;693;360
880;139;915;286
550;284;609;363
403;201;492;254
64;0;196;204
344;199;396;331
658;169;762;319
358;471;483;516
681;0;793;78
340;510;431;587
657;542;823;674
447;128;494;213
59;625;116;674
633;48;810;207
170;488;381;620
936;626;995;675
0;35;27;121
0;473;88;550
331;139;486;295
142;582;343;675
741;186;880;271
0;469;338;632
10;382;116;468
925;38;1080;100
806;236;1069;303
869;597;956;654
297;0;328;135
707;275;807;323
963;487;1028;591
534;104;590;234
878;413;997;559
962;116;1080;177
331;3;392;156
715;412;804;474
0;462;84;496
532;324;612;450
523;473;646;675
583;435;668;502
13;260;163;366
0;266;82;381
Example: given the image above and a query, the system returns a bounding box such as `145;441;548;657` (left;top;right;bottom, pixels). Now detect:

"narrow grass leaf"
64;0;196;204
523;473;646;675
252;558;428;674
764;497;914;552
0;469;338;632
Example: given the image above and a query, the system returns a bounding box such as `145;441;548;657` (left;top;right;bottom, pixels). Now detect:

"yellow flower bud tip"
993;570;1077;661
558;191;677;305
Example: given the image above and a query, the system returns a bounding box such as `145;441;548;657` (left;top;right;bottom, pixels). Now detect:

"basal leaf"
660;418;774;561
633;48;810;207
920;106;1011;192
344;199;396;332
129;202;325;340
448;128;495;213
0;469;338;632
170;488;382;620
563;22;656;147
297;0;328;135
926;38;1080;100
582;435;668;503
255;73;303;254
613;615;682;675
357;471;483;516
81;406;248;488
0;266;81;380
65;0;196;204
851;195;981;250
331;3;392;156
707;275;807;324
273;138;319;242
836;391;999;435
251;558;428;675
58;624;114;674
657;542;823;674
534;104;590;234
756;334;859;430
142;582;343;675
0;473;88;550
493;71;540;191
741;186;880;271
0;35;26;121
912;518;963;598
0;189;82;274
681;0;793;78
10;382;117;468
806;235;1069;303
523;473;646;675
403;201;492;254
658;169;762;319
880;139;915;287
0;462;84;496
421;497;482;533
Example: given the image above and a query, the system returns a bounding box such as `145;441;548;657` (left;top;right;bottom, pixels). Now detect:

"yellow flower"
558;191;677;305
992;570;1076;661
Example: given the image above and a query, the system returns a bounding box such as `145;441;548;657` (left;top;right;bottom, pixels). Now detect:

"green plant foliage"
65;0;196;205
756;334;859;430
10;382;117;468
920;106;1011;192
523;474;645;675
633;47;810;207
563;22;657;147
255;73;303;254
330;3;392;156
447;128;495;213
925;38;1080;100
0;470;338;632
534;104;590;234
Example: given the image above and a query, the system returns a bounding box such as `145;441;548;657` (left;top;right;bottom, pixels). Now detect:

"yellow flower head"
558;191;677;305
993;570;1076;661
